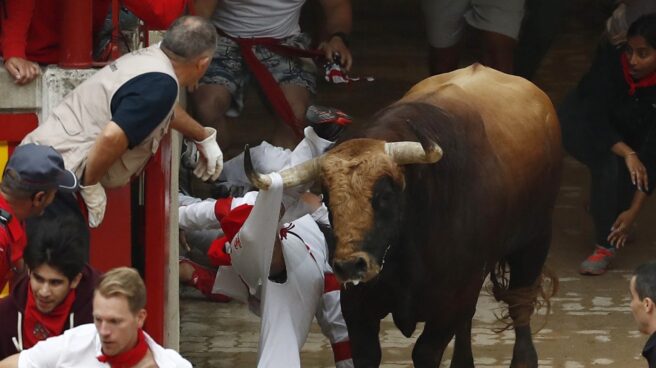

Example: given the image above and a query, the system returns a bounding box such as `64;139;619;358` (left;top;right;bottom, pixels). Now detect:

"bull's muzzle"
333;251;380;284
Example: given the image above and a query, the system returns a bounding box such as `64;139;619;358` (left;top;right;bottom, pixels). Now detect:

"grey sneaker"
579;246;616;275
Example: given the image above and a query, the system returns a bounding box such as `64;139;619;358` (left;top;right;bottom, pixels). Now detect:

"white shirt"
18;324;191;368
212;0;306;38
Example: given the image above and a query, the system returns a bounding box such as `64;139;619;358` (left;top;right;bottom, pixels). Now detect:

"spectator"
559;14;656;275
190;0;353;150
21;16;223;235
630;261;656;367
95;0;199;60
124;0;195;30
0;215;99;359
606;0;656;47
0;0;111;85
421;0;525;75
0;267;192;368
0;144;78;297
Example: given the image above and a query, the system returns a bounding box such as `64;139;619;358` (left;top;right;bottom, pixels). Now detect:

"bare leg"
274;84;311;149
179;261;195;283
428;44;461;75
480;30;518;74
189;84;233;148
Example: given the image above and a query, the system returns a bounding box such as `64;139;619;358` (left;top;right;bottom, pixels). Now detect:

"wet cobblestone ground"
180;1;656;366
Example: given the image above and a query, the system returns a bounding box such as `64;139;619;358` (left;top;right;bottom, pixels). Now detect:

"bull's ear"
404;118;443;156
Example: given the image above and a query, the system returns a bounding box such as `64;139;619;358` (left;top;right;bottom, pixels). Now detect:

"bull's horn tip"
244;144;272;189
427;144;443;162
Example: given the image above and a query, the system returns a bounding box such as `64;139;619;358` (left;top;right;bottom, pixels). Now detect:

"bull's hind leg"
493;233;554;368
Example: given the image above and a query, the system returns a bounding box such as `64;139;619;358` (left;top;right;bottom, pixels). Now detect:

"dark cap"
2;144;78;193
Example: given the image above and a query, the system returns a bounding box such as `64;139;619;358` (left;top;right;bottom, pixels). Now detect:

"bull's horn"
384;141;443;165
244;144;322;190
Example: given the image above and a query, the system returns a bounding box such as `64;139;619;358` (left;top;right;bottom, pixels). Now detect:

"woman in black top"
559;13;656;275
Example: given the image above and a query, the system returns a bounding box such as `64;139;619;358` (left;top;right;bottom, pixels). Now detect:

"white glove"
193;127;223;181
79;182;107;228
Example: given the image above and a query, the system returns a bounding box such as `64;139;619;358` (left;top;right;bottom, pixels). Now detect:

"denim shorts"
201;32;318;117
421;0;526;48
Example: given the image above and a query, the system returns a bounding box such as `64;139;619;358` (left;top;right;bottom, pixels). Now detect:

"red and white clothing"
212;182;352;368
178;127;352;367
0;0;110;63
0;196;26;297
16;324;191;368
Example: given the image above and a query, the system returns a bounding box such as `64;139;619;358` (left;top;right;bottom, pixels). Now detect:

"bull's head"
244;139;442;284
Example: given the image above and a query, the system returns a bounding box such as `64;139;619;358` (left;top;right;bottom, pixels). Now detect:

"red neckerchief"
22;284;76;349
97;329;149;368
621;53;656;95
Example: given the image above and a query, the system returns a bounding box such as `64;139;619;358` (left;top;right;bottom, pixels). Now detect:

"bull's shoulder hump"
403;64;545;101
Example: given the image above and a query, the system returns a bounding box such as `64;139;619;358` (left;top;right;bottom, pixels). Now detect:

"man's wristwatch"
329;32;350;48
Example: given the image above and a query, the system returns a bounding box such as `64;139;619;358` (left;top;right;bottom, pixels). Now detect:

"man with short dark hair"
0;144;78;297
0;267;191;368
0;215;99;359
630;261;656;367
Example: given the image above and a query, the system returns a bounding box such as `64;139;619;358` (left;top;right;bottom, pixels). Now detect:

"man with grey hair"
21;15;223;231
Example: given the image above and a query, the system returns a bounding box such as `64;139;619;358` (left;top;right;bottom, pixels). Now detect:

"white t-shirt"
18;324;191;368
212;0;306;38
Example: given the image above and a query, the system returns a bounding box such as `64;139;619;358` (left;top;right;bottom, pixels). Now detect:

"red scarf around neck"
22;284;76;349
621;53;656;95
97;329;149;368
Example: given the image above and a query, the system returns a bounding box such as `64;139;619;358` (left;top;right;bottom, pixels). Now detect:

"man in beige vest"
22;16;222;229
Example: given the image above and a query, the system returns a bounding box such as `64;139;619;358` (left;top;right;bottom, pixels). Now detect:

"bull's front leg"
412;320;457;368
340;286;384;367
450;319;474;368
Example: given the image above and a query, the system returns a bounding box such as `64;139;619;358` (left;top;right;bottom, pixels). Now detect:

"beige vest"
22;45;178;188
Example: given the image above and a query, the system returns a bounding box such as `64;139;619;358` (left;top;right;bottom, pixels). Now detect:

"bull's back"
402;64;562;201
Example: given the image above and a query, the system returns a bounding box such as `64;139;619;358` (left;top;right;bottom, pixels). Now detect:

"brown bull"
246;64;562;367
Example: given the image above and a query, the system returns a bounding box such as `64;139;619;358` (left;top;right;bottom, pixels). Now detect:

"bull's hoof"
509;343;538;368
449;355;474;368
509;362;537;368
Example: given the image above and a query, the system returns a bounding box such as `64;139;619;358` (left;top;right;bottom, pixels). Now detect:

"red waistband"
217;28;325;138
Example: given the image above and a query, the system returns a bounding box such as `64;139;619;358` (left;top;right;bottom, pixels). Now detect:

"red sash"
219;29;324;138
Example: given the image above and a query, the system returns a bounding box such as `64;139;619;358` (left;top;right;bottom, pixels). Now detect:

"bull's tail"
488;261;559;333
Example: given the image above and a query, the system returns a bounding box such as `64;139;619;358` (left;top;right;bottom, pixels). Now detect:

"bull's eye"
322;188;330;206
372;176;399;213
373;191;393;211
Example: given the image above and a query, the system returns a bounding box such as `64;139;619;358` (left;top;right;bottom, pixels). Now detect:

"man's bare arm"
82;122;129;185
171;104;210;141
319;0;353;69
0;353;19;368
194;0;218;18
